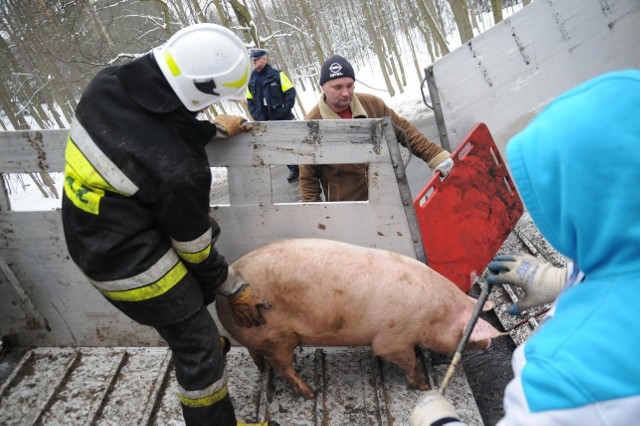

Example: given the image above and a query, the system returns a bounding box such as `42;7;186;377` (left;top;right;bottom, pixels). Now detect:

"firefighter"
410;70;640;424
61;24;276;425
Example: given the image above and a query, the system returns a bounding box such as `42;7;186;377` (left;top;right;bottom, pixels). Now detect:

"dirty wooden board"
0;346;483;425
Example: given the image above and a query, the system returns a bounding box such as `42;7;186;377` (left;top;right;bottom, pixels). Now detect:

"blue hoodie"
498;70;640;424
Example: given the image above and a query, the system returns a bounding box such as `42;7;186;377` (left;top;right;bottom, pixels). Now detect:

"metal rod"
439;281;491;395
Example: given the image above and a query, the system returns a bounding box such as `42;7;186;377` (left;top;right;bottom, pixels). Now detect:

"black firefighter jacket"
246;64;296;121
61;53;228;320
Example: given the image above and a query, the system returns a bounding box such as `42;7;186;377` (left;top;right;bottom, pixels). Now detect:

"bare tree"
359;0;395;96
417;0;450;55
447;0;474;43
491;0;504;25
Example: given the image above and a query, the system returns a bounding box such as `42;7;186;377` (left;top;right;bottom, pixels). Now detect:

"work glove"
214;115;251;138
410;390;462;426
487;254;567;315
218;266;271;327
428;152;454;177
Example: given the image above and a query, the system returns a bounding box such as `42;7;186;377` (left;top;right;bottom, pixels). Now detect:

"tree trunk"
448;0;475;43
491;0;504;25
359;0;395;96
298;0;326;64
226;0;260;46
417;0;450;54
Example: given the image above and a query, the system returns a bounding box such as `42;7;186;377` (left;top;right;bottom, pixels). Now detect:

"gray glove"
487;254;567;315
410;390;461;426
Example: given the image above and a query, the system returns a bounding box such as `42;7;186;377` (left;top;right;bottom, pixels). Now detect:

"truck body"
1;0;638;423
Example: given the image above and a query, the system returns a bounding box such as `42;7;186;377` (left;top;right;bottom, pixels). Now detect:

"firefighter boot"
220;336;231;355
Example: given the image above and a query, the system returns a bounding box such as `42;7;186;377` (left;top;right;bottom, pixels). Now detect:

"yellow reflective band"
178;383;228;408
246;86;253;99
171;228;212;255
101;261;187;302
64;137;119;215
176;244;211;264
65;137;119;192
280;72;294;92
223;66;249;89
164;51;181;76
69;120;138;195
64;164;104;215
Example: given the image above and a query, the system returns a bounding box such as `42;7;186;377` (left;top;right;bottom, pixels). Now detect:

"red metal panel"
414;123;524;293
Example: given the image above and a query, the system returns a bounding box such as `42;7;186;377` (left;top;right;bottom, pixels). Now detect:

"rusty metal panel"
489;212;570;346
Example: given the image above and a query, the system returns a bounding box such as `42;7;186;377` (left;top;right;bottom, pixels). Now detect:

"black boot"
287;165;299;182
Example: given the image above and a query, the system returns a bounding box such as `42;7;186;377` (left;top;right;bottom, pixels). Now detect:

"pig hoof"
415;382;430;391
296;385;316;400
408;377;430;391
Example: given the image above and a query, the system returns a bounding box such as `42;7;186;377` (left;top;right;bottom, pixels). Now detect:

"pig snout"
215;238;501;400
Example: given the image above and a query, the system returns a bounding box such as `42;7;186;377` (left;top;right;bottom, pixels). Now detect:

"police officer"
246;49;299;182
62;24;276;426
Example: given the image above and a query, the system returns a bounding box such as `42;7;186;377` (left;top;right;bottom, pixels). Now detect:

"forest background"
1;0;530;205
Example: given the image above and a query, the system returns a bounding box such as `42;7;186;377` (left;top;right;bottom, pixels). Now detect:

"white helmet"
153;23;250;111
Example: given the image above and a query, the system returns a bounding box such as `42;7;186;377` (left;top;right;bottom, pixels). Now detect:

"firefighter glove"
428;151;454;177
487;254;567;315
410;390;461;426
218;266;271;327
214;115;251;138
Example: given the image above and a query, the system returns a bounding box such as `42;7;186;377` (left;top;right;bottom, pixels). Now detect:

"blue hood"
506;70;640;279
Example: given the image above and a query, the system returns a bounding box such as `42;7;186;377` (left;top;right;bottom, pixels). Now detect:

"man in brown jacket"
299;55;453;202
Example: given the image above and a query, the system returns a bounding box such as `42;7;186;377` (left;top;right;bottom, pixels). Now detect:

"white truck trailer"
1;0;638;424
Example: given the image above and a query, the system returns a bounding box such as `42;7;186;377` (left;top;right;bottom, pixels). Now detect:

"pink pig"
215;238;502;399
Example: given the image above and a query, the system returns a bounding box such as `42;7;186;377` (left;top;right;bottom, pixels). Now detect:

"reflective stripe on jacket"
62;53;228;300
246;63;296;121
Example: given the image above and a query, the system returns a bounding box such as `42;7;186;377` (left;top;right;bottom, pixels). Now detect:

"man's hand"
433;157;454;177
410;390;461;426
487;254;567;314
218;266;271;327
214;115;252;138
428;151;454;177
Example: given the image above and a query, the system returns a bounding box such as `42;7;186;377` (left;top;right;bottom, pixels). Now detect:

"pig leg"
262;338;316;400
372;343;429;390
467;295;494;311
248;348;266;371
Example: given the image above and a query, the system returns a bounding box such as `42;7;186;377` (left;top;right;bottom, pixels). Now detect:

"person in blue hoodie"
410;69;640;425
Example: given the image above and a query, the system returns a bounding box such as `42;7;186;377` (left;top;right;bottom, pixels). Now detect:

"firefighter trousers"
109;270;237;425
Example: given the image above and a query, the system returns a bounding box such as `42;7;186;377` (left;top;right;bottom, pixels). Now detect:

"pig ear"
466;295;494;312
461;312;505;351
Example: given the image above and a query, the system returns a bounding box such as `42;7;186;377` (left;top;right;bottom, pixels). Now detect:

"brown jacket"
299;93;449;202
